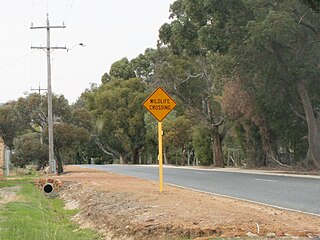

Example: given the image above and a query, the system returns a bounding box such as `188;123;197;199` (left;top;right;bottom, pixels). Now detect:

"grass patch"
0;178;101;240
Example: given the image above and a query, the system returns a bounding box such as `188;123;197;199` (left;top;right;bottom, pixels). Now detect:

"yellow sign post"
158;121;163;192
143;87;177;192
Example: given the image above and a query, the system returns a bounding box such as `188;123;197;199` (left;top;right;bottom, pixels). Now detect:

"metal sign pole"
158;121;163;193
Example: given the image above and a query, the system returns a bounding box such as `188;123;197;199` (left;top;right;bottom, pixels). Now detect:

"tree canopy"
1;0;319;171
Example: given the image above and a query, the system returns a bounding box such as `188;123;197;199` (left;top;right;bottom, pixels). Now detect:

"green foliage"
101;72;111;84
142;112;161;164
192;126;212;165
0;93;96;171
12;132;48;169
164;115;192;148
131;48;158;82
14;93;71;129
109;57;136;80
231;0;320;166
0;102;20;148
70;107;92;131
51;123;90;171
163;115;193;165
84;78;147;163
157;0;247;167
159;0;251;56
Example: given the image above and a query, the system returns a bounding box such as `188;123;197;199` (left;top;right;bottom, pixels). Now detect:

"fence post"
0;138;4;176
4;147;11;176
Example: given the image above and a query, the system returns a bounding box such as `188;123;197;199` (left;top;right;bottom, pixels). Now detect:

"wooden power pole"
31;13;66;174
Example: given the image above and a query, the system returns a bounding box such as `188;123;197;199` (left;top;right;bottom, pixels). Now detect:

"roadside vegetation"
0;0;319;173
0;178;100;240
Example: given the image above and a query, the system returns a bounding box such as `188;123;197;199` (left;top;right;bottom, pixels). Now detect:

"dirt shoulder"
56;166;320;240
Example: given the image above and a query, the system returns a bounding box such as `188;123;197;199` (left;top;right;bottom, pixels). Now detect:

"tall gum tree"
157;0;251;167
83;78;147;164
235;0;320;168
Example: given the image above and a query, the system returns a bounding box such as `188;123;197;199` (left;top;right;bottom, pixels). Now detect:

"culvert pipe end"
43;183;54;193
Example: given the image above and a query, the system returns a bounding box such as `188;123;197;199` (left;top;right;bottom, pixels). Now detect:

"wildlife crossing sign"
143;87;177;122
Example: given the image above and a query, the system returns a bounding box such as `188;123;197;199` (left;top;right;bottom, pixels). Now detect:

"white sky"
0;0;174;104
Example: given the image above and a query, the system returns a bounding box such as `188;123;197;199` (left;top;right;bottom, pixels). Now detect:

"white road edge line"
255;178;278;183
78;165;320;218
112;164;320;179
165;182;320;218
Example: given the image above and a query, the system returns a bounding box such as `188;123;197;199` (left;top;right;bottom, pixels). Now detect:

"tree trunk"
132;148;139;164
175;150;178;165
57;159;63;173
54;149;63;173
120;153;127;164
55;153;63;174
148;152;153;164
138;151;142;164
182;146;186;166
164;146;168;165
297;81;320;169
212;131;224;167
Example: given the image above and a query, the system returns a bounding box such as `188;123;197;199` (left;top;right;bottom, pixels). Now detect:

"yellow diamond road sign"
143;87;177;122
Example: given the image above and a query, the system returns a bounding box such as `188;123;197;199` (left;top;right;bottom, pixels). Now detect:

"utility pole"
31;83;47;95
31;13;66;175
31;84;47;146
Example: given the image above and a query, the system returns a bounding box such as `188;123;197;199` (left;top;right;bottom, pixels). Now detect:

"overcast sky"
0;0;174;103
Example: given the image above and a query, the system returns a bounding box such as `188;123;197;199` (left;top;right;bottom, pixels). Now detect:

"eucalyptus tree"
109;57;136;80
131;48;159;83
157;0;251;167
232;0;320;168
14;93;72;130
51;123;90;172
83;77;147;164
12;132;48;169
0;102;21;148
162;114;193;165
0;93;93;172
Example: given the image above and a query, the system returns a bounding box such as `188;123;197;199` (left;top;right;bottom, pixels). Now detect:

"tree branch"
289;103;306;121
268;155;293;168
212;116;224;127
293;9;320;38
222;122;234;137
173;72;203;90
95;140;119;158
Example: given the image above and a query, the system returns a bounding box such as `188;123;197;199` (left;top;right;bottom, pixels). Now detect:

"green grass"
0;178;101;240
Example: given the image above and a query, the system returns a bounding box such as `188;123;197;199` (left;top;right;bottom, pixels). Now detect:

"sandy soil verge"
56;165;320;240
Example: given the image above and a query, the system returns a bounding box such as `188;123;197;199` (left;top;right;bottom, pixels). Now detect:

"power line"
65;0;74;23
0;51;34;71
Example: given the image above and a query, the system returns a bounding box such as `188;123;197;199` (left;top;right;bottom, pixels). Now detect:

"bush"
12;132;48;170
192;126;213;165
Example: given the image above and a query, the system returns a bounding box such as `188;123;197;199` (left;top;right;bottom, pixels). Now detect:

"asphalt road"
79;164;320;216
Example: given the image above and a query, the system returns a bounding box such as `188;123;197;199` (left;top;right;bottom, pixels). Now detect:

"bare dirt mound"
57;166;320;240
0;186;21;205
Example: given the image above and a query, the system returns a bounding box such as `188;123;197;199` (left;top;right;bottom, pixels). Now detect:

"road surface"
78;164;320;216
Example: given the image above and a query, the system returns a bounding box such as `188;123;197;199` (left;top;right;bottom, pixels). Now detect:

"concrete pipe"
43;183;54;193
